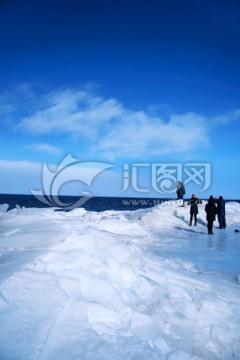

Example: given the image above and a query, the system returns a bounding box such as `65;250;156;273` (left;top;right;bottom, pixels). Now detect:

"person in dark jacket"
205;196;217;234
176;181;185;200
188;194;202;226
217;196;226;229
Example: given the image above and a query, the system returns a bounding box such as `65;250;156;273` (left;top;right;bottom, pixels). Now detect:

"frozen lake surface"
0;201;240;359
150;226;240;275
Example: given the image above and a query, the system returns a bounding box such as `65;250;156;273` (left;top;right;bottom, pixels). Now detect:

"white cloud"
0;160;41;171
5;85;239;159
209;109;240;127
0;160;43;194
14;87;211;158
92;111;209;158
17;89;124;139
24;143;61;155
0;158;116;196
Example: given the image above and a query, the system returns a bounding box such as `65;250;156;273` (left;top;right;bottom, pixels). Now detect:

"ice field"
0;200;240;359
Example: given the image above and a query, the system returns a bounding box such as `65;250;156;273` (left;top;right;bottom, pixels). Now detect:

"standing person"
176;181;185;201
205;195;217;234
188;194;202;226
217;196;226;229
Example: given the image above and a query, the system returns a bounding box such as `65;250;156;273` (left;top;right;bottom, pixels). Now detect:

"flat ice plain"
0;200;240;359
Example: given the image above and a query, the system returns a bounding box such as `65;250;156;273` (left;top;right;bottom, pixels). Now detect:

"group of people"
176;181;226;234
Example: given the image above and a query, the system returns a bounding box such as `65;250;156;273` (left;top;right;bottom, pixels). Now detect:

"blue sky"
0;0;240;199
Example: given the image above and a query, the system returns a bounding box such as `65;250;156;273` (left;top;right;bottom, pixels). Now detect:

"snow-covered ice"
0;200;240;359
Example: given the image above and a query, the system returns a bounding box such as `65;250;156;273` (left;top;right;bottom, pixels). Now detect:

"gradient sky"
0;0;240;199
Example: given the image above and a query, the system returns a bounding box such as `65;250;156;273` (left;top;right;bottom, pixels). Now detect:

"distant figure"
205;195;217;234
217;196;226;229
188;194;202;226
176;181;185;201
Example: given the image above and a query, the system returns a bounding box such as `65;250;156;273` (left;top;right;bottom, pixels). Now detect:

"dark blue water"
0;194;170;212
1;194;239;212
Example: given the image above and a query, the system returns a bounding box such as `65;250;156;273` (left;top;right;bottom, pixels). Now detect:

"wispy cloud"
3;85;238;160
94;111;209;159
211;109;240;126
0;159;41;171
17;89;124;139
24;143;61;155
